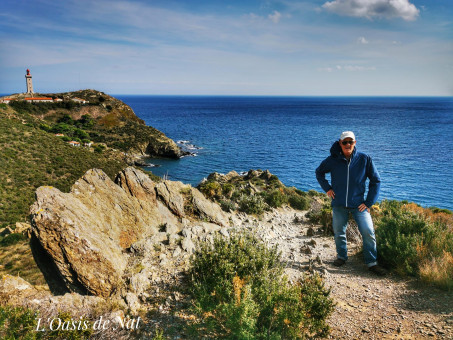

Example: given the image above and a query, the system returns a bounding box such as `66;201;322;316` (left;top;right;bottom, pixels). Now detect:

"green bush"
200;181;222;199
288;193;310;210
222;183;234;197
238;194;267;215
375;200;453;289
0;233;27;247
0;307;93;340
0;306;40;339
263;189;288;208
220;199;236;212
307;204;332;229
94;145;105;153
189;232;334;339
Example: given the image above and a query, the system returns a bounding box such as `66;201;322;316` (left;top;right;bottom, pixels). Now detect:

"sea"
116;96;453;211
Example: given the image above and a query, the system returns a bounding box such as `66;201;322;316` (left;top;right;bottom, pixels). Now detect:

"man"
315;131;386;276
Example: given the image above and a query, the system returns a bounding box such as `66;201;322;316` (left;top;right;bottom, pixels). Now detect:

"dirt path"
255;208;453;339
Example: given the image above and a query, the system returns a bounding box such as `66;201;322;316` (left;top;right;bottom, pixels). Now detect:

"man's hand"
358;203;369;212
327;189;335;199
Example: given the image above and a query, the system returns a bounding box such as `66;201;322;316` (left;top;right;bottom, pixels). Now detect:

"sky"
0;0;452;96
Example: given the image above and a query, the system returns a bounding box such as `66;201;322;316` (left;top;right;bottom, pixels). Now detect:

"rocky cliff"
29;167;230;299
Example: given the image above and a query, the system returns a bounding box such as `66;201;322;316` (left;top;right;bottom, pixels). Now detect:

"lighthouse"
25;69;34;94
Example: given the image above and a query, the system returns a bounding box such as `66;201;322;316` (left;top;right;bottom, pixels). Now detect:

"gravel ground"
256;208;453;340
106;207;453;339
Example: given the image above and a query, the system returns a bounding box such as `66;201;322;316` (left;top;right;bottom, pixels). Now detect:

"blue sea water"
116;96;453;211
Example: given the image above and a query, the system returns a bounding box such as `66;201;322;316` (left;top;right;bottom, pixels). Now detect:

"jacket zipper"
346;159;350;207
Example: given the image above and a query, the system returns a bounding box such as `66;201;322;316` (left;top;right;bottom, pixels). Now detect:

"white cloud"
268;10;282;23
318;65;376;72
322;0;420;21
357;36;369;44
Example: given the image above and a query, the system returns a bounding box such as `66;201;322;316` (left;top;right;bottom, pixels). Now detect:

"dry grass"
403;203;453;229
419;251;453;290
0;240;48;287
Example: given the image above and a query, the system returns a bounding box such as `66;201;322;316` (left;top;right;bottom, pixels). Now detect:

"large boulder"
30;167;231;298
30;168;161;297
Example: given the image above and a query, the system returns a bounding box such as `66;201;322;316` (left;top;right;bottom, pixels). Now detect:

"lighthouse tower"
25;69;34;94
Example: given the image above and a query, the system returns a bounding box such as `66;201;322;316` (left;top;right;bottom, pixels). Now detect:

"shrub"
0;233;27;247
0;306;40;339
238;194;267;215
220;199;236;212
264;188;288;208
288;193;310;210
189;232;334;339
94;145;105;153
200;181;222;199
375;200;453;289
307;204;332;229
222;183;235;198
39;123;51;132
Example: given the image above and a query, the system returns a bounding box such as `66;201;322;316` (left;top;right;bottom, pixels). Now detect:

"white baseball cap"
340;131;355;141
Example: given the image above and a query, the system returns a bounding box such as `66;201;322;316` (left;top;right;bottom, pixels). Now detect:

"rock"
173;247;182;257
0;275;103;315
301;245;312;255
224;170;240;181
190;188;229;227
133;159;148;166
165;223;180;235
30;168;162;297
125;292;140;314
129;271;150;295
206;172;223;182
181;228;192;239
245;170;260;179
15;222;32;236
261;170;273;180
181;237;195;254
115;167;157;205
219;227;230;238
202;222;222;233
0;274;35;296
169;234;182;246
145;136;183;159
152;232;168;244
306;227;316;236
155;181;187;217
0;226;13;237
307;239;317;247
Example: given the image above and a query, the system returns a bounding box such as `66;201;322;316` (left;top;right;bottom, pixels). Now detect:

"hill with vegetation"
3;89;184;160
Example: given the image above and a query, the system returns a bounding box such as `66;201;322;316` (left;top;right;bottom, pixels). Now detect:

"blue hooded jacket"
315;141;381;208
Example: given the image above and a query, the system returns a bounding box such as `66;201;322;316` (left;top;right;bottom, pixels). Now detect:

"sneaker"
369;265;387;276
333;258;346;267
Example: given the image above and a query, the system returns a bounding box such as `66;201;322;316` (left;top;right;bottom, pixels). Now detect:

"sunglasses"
341;140;355;145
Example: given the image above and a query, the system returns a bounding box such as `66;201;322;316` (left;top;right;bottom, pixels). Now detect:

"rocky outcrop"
191;188;229;226
30;167;231;298
0;274;103;316
156;181;187;217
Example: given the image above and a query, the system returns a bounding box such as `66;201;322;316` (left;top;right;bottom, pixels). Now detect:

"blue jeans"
332;206;378;267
